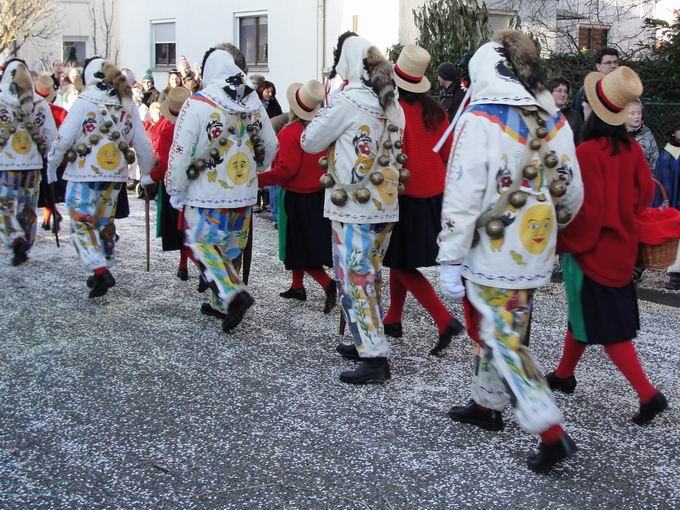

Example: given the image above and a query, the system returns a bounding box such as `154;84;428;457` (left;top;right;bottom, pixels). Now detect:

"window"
238;15;268;67
62;38;87;66
579;25;609;51
152;21;176;68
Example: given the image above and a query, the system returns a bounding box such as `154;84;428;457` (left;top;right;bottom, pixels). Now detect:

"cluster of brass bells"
353;188;371;204
100;120;114;134
248;123;265;165
186;158;207;180
330;188;348;206
124;150;136;164
319;173;335;189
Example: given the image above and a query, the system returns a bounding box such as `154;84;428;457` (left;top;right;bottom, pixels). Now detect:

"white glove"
440;264;466;300
169;195;185;211
140;174;155;187
47;166;58;185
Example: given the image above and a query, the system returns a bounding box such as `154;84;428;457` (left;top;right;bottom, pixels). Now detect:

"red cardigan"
48;103;67;128
258;120;327;193
400;99;452;198
148;117;174;182
557;138;654;287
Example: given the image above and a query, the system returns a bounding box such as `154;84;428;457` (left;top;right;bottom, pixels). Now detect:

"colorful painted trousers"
66;181;121;271
184;206;250;311
332;221;393;358
465;281;562;434
0;170;40;249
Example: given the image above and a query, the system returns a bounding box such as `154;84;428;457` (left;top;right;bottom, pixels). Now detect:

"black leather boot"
11;239;29;266
633;392;668;425
89;270;116;298
323;281;337;314
527;434;577;473
279;287;307;301
222;291;255;333
430;318;465;356
447;400;504;431
200;303;227;320
176;267;189;281
336;343;360;361
339;357;391;384
545;371;577;394
383;322;403;338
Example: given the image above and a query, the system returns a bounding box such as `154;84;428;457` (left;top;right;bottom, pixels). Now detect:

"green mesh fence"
645;102;680;146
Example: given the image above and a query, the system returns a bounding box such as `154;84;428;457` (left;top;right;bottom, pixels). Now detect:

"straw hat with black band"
160;86;191;122
286;80;324;121
35;73;57;103
584;66;643;126
393;44;431;94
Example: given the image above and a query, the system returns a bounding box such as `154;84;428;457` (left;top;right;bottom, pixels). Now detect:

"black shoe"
447;400;504;431
336;343;360;361
633;392;668;425
198;275;209;293
384;322;403;338
665;273;680;291
527;434;577;474
546;371;577;394
11;240;29;266
430;318;465;356
279;287;307;301
273;222;278;230
177;267;189;281
88;270;116;298
41;221;50;230
200;303;227;320
323;281;337;314
222;291;255;333
339;358;391;384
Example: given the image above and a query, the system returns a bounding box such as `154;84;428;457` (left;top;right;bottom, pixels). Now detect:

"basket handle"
653;178;670;209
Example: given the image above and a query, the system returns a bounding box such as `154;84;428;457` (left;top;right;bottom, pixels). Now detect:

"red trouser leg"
291;269;304;289
305;267;332;291
604;340;657;403
383;270;407;325
395;269;453;334
554;330;588;378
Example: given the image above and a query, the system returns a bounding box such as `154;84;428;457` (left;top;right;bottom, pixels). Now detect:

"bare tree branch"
0;0;63;56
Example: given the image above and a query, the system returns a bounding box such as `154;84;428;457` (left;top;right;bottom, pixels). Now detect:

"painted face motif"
96;142;122;171
376;168;398;206
519;204;553;255
11;131;32;155
227;152;250;185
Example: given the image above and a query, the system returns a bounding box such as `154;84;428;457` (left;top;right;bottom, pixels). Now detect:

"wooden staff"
242;209;254;285
48;183;60;248
144;187;150;272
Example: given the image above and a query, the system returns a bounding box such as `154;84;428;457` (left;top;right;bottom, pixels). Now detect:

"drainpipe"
318;0;326;81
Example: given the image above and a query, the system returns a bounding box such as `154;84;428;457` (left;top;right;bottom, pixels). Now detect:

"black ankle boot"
89;270;116;298
546;371;577;394
198;275;209;293
665;273;680;291
633;392;668;425
323;281;337;314
383;322;403;338
527;434;577;473
41;221;50;230
339;357;391;384
11;239;29;266
176;267;189;281
279;287;307;301
447;400;504;431
430;318;465;356
222;291;255;332
336;343;360;360
200;303;227;320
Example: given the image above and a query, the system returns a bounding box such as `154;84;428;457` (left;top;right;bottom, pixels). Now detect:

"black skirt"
158;183;184;252
37;165;66;207
383;194;442;269
114;185;130;219
283;189;332;270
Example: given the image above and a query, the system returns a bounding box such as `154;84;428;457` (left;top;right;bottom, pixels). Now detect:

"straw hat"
35;73;56;103
584;66;643;126
286;80;324;121
160;86;190;122
393;45;431;94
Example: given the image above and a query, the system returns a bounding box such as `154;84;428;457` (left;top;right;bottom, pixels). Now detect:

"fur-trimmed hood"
0;59;39;114
200;49;260;113
80;57;132;111
468;37;556;115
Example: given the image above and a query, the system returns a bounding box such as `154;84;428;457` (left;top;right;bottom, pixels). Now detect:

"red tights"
178;246;196;270
291;268;332;291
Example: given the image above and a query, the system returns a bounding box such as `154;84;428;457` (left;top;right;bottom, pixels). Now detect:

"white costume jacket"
165;50;277;209
46;58;154;183
437;42;584;289
0;60;57;171
301;37;405;224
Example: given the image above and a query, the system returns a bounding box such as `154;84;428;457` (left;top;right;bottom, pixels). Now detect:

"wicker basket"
637;179;680;269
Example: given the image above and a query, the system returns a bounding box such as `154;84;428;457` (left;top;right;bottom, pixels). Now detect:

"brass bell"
65;149;77;162
354;187;371;203
536;127;549;139
318;157;328;169
251;135;261;146
25;122;35;131
509;191;528;208
330;188;348;206
100;110;107;117
523;164;539;180
254;145;265;157
210;148;219;159
388;124;399;133
8;126;16;134
536;117;546;127
485;219;505;239
378;156;390;167
194;159;206;171
219;137;228;146
383;140;393;149
399;169;410;181
396;153;408;165
544;153;558;168
105;120;113;128
529;139;542;151
227;126;236;135
76;143;89;156
394;140;403;149
118;141;129;152
89;134;100;145
186;165;199;180
319;173;335;189
124;150;136;164
100;125;110;134
556;206;572;224
549;180;567;197
397;183;405;195
370;172;384;185
111;131;120;140
38;144;47;155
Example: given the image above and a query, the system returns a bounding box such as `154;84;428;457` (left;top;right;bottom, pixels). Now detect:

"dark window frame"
239;15;268;67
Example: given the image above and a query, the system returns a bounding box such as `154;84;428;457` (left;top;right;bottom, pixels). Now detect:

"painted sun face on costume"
227;152;250;185
11;131;31;155
96;143;122;171
376;167;398;206
519;204;553;255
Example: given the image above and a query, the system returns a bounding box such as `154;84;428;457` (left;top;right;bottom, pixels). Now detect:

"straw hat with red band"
393;44;431;94
35;73;57;103
584;66;643;126
160;86;191;122
287;79;324;121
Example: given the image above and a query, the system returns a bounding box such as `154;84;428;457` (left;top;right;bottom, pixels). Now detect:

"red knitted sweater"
557;138;654;287
149;117;175;182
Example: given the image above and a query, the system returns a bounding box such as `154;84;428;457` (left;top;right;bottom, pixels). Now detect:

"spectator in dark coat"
437;62;466;121
571;47;619;119
549;77;583;143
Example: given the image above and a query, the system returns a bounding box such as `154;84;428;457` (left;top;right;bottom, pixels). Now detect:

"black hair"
200;48;217;80
595;47;619;64
329;31;358;79
256;80;276;98
548;77;570;94
397;87;446;131
581;109;631;156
